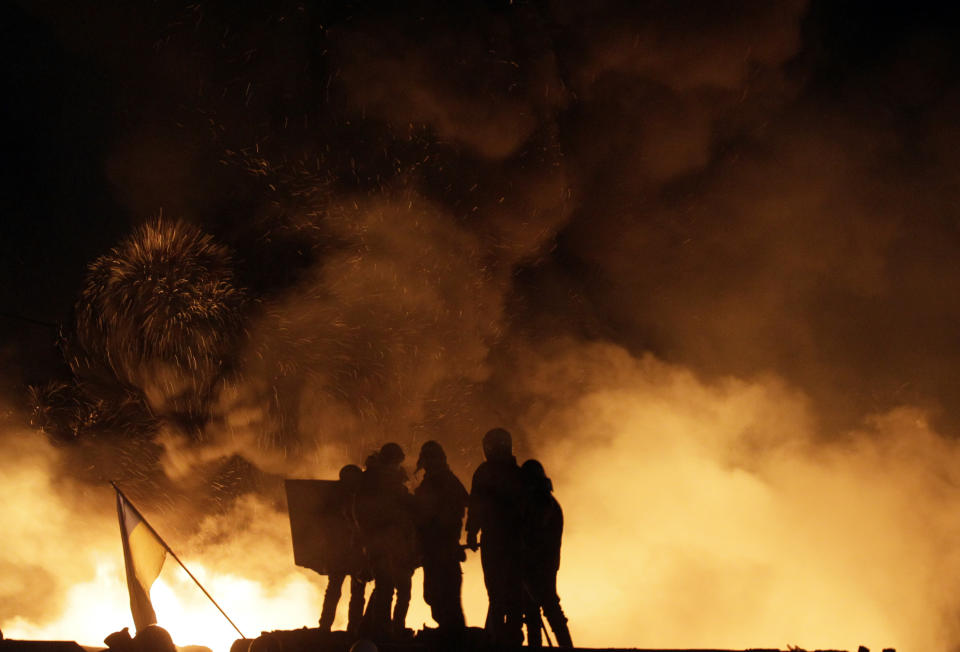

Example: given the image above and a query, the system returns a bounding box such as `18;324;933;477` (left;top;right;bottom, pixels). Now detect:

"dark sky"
4;0;960;439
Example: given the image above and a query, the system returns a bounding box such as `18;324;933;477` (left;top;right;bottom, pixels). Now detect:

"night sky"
4;1;960;433
3;1;960;473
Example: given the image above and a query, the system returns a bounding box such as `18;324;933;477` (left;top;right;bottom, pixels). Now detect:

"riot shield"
284;479;346;575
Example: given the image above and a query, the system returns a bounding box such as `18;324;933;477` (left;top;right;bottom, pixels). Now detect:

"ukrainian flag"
116;490;167;631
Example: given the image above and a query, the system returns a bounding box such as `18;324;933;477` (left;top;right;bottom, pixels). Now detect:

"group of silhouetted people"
317;427;572;647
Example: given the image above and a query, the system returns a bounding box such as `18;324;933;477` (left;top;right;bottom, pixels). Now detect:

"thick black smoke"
12;0;960;498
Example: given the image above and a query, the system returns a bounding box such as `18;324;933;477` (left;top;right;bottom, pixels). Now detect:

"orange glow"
4;346;960;651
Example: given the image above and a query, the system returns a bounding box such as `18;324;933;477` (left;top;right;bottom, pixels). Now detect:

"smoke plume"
6;0;960;650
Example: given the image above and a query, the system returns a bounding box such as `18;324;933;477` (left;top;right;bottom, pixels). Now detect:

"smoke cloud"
515;341;960;651
6;0;960;650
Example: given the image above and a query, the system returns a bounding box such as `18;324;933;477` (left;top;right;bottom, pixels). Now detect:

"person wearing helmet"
357;443;418;639
319;464;369;634
378;442;405;468
519;459;572;648
465;428;524;646
413;440;469;637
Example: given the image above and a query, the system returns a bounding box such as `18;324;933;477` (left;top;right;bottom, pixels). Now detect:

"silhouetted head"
482;427;513;461
349;640;378;652
134;625;176;652
364;451;379;470
339;463;363;490
229;639;252;652
247;634;273;652
521;459;553;493
416;440;447;473
379;442;405;466
104;628;134;652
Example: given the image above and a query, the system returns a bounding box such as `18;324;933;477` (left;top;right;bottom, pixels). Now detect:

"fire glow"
4;346;960;651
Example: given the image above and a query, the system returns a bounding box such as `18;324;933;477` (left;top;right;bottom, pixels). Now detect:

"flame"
5;346;960;651
0;425;488;652
0;541;489;652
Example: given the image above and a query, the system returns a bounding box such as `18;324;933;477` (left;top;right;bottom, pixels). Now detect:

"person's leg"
347;576;367;634
501;557;525;646
392;572;412;634
538;569;572;648
422;558;439;620
361;570;392;637
442;557;466;630
432;554;465;631
521;578;542;648
481;545;505;635
483;548;522;645
318;574;345;632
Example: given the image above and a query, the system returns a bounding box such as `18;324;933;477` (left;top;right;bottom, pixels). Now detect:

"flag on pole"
112;482;247;639
116;489;167;631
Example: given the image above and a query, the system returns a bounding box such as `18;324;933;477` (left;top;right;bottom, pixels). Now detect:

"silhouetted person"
357;443;419;639
465;427;524;645
519;460;572;648
105;626;185;652
104;627;136;652
414;440;469;637
133;625;177;652
319;464;370;634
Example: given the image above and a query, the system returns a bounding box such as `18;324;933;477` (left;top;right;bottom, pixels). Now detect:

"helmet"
379;442;405;466
482;427;512;460
339;463;363;488
416;440;447;470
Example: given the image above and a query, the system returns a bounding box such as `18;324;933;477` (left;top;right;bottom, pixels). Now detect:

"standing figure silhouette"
465;428;524;646
519;459;572;648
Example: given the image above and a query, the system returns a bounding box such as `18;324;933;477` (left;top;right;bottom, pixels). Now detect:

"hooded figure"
318;464;369;634
414;440;469;636
465;428;524;645
519;459;572;648
356;443;418;638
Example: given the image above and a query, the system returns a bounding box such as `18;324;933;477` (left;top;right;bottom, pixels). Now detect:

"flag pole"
111;481;247;640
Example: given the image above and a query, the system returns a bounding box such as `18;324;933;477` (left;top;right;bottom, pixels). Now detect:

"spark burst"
68;218;246;420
